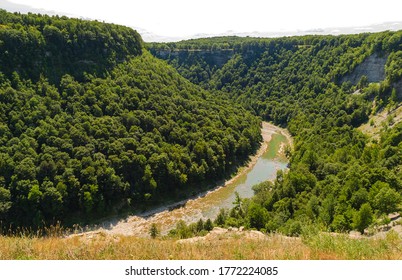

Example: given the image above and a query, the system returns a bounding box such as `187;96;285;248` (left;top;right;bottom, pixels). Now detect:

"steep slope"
0;11;261;228
150;32;402;234
0;9;142;84
341;53;388;84
358;104;402;140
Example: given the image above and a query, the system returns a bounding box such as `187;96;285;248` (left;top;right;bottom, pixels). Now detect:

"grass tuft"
0;231;401;260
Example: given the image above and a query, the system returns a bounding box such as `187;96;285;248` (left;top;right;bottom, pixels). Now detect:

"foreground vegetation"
0;230;401;260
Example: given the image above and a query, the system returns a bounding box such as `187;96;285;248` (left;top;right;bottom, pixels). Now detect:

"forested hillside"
1;7;401;235
0;10;261;228
0;10;143;84
150;32;402;234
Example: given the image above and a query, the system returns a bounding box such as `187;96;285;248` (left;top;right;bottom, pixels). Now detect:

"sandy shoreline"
69;122;292;238
226;122;290;185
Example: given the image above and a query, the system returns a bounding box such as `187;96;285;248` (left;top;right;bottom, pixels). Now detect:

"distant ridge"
3;0;401;42
142;21;402;42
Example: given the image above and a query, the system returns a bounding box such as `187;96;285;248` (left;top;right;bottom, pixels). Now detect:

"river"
91;122;291;237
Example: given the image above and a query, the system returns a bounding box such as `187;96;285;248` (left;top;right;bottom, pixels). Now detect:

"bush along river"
77;122;291;237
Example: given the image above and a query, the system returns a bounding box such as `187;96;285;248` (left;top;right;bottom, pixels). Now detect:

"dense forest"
0;10;261;228
150;32;402;235
0;10;143;84
0;8;401;235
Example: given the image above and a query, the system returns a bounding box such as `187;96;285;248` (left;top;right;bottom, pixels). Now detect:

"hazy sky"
4;0;402;38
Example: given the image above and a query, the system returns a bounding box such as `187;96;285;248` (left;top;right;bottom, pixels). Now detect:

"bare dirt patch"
358;104;402;140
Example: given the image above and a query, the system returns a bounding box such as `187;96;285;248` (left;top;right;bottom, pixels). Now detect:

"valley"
74;122;290;237
0;9;401;260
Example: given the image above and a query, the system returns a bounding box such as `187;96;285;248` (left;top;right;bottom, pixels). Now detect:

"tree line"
0;10;262;229
150;31;402;234
0;9;143;84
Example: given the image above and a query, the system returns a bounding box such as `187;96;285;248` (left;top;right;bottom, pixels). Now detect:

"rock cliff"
153;49;234;68
342;53;388;84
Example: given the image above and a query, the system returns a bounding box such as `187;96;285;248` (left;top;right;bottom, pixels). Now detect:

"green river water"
102;125;290;236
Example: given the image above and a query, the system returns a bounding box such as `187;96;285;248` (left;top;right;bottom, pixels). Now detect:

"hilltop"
0;10;261;229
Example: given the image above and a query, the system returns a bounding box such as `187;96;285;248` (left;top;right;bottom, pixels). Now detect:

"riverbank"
221;122;290;190
72;122;291;237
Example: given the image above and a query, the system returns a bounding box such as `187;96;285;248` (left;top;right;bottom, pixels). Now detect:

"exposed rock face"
153;49;234;68
342;53;388;84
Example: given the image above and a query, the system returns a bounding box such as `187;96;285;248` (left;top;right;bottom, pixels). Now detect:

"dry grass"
1;231;401;260
304;231;402;260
